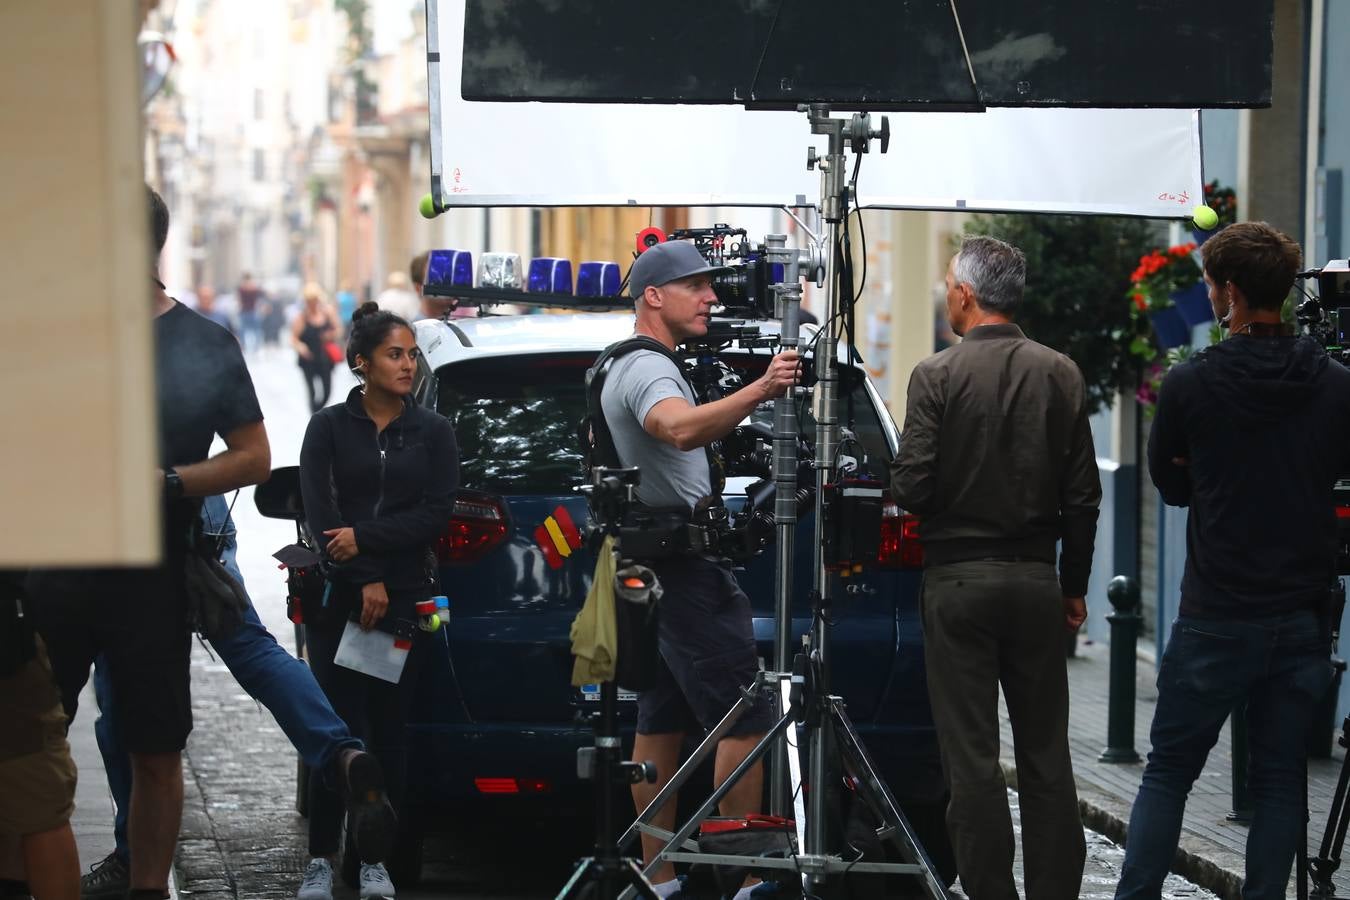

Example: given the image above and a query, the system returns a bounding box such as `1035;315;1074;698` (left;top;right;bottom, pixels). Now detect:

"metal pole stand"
1227;702;1254;825
557;679;661;900
559;471;662;900
609;104;947;900
1099;576;1141;764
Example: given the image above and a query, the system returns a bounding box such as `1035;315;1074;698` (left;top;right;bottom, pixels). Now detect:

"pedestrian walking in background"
891;235;1101;899
194;285;233;334
335;281;358;338
297;302;459;899
1115;223;1350;899
375;271;421;322
236;271;266;353
292;282;341;412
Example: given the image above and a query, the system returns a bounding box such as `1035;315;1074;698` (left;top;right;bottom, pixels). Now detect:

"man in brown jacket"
891;235;1100;899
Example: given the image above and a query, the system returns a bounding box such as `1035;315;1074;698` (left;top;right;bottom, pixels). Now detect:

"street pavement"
58;340;1221;898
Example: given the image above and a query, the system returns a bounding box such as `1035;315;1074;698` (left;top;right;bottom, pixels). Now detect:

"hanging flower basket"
1147;305;1191;349
1171;281;1213;327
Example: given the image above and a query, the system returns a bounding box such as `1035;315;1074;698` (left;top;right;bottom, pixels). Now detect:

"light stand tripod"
558;467;662;900
612;106;949;900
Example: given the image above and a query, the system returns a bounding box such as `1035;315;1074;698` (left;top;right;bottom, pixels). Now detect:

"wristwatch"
163;467;185;499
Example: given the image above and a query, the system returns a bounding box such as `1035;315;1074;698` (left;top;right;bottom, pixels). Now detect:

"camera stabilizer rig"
558;466;663;900
611;107;949;900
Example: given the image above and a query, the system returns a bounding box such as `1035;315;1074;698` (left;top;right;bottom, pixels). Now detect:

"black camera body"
1297;259;1350;366
667;225;784;320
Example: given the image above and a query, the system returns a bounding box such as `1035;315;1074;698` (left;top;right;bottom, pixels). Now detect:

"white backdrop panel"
430;0;1203;217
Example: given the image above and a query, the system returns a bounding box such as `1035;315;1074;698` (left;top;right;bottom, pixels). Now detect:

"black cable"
745;0;787;103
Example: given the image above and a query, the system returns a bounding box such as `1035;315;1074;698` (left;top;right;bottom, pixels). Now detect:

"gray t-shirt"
600;349;711;512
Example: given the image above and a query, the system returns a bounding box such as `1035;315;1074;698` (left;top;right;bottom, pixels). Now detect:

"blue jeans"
1116;609;1333;900
93;494;362;860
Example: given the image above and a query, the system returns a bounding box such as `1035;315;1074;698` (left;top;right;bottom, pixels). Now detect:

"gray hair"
953;236;1026;314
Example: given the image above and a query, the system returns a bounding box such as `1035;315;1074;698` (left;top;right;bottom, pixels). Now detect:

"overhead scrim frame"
425;0;1204;218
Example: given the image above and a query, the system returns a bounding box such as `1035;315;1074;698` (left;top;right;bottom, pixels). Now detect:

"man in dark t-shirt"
27;188;271;900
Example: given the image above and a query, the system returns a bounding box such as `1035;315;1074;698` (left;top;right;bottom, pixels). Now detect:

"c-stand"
557;467;662;900
610;106;948;900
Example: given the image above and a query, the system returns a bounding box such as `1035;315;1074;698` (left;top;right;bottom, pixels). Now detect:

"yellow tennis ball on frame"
1192;204;1219;230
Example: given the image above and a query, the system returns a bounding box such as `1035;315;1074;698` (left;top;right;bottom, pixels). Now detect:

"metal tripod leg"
618;672;771;855
1309;717;1350;899
829;697;951;899
618;701;799;900
557;855;662;900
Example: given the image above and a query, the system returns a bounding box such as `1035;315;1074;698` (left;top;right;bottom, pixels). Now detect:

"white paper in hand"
333;620;410;684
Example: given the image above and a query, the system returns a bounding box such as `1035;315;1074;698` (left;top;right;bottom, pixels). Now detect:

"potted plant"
1128;242;1210;341
962;213;1155;417
1193;180;1238;245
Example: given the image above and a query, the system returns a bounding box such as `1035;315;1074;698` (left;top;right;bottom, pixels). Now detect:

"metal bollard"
1099;575;1143;764
1227;701;1253;823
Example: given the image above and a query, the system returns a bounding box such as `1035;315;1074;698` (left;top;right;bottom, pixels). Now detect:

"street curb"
1000;761;1246;900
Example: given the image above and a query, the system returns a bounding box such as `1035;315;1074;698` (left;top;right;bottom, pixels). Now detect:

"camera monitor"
461;0;1273;109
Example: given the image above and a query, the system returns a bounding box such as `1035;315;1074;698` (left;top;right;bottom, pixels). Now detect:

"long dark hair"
347;301;413;370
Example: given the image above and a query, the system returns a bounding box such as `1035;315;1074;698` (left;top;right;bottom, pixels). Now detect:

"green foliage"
963;213;1157;416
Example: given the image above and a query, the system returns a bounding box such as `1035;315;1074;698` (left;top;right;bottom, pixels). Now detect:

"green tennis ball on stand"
418;193;438;219
1192;204;1219;231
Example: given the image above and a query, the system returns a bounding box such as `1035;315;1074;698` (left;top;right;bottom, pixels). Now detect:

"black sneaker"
341;750;398;864
80;852;129;900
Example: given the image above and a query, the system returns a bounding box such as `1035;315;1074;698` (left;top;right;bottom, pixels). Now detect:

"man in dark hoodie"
1115;222;1350;899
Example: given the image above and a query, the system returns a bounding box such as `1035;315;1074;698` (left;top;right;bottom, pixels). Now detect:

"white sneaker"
359;862;396;899
296;858;334;900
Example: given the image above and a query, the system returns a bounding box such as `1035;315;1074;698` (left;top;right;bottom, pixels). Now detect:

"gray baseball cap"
628;240;731;299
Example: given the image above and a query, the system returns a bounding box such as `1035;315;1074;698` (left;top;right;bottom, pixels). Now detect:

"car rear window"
434;352;893;495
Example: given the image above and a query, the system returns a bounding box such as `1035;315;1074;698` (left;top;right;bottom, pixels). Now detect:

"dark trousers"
300;361;333;413
1115;609;1330;900
921;560;1084;900
305;614;425;858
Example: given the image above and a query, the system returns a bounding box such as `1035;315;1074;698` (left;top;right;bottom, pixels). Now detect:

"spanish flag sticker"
534;505;583;569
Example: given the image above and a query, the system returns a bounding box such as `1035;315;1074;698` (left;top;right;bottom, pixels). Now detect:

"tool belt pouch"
620;505;690;561
686;816;799;899
182;516;250;642
614;563;661;692
273;543;332;628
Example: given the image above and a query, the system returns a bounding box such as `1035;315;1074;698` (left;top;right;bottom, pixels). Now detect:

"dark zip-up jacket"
890;323;1101;597
300;386;459;592
1150;334;1350;619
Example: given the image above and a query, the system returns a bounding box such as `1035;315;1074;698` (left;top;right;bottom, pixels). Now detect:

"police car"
382;309;955;881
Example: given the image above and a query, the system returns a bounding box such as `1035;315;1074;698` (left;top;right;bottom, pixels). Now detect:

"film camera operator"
1115;223;1350;899
598;240;800;898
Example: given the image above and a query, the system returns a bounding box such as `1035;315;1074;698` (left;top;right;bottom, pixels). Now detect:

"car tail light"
473;777;551;795
436;492;508;564
878;498;923;570
1337;506;1350;520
